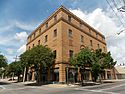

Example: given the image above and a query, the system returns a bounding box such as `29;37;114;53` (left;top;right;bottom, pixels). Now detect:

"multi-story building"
26;6;109;83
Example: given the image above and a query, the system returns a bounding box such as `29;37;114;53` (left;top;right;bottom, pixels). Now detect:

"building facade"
26;6;108;83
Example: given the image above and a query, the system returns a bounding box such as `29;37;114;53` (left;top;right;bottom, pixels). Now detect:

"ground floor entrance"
30;63;114;83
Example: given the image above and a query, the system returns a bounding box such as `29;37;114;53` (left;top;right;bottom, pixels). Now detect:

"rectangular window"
54;15;57;22
89;29;91;34
53;29;57;37
38;40;40;45
45;22;48;28
80;22;82;28
96;33;98;38
33;44;34;47
68;15;71;22
90;40;93;47
102;37;105;41
81;35;84;43
53;50;56;59
39;28;41;34
33;33;36;38
45;35;48;42
97;44;100;49
68;29;72;37
103;47;105;52
69;50;73;58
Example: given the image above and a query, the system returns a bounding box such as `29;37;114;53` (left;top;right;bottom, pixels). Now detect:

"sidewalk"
102;79;125;83
1;78;125;88
44;83;79;88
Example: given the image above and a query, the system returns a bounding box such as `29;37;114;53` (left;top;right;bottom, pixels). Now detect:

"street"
0;80;125;94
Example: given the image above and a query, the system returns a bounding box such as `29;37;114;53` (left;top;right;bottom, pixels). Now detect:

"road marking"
99;83;125;91
0;85;6;92
75;88;120;94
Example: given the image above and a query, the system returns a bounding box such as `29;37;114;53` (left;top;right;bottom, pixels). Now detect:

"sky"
0;0;125;65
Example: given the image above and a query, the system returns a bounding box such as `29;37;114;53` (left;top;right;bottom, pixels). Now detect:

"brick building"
26;6;109;83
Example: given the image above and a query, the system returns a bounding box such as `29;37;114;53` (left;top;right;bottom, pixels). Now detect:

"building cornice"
28;5;105;39
27;17;106;45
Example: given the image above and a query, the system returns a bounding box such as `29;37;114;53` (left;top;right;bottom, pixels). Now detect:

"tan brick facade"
26;6;107;83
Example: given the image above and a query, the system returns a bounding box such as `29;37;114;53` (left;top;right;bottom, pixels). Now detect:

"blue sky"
0;0;125;64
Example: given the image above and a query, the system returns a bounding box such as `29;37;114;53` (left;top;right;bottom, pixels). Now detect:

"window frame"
81;35;84;43
45;22;48;28
54;15;57;22
53;29;57;37
68;29;72;38
69;50;73;58
38;40;40;45
68;15;71;22
45;35;48;42
90;40;93;47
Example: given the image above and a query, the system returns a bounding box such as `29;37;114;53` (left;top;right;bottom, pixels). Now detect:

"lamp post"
66;64;69;85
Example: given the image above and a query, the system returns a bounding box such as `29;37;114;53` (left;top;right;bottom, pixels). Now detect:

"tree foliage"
76;48;93;67
69;48;116;82
0;55;7;68
19;45;55;83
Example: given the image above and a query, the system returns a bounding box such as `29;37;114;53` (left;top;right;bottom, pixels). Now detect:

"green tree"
8;61;23;82
20;50;33;82
0;54;7;78
0;55;7;68
30;45;54;83
70;48;93;83
70;48;116;83
91;49;104;82
103;52;116;69
20;45;55;84
92;49;116;82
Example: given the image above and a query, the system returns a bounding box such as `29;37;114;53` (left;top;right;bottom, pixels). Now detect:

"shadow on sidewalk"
0;82;10;85
24;82;49;86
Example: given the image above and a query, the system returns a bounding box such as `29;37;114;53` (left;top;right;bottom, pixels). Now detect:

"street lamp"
66;64;69;85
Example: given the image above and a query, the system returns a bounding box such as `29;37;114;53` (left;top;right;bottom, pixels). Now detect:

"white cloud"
6;48;14;55
14;31;28;43
0;25;13;32
17;44;26;54
70;8;125;64
15;21;37;31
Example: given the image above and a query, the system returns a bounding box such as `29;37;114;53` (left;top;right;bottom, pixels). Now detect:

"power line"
112;0;125;34
112;0;125;25
123;0;125;5
106;0;125;27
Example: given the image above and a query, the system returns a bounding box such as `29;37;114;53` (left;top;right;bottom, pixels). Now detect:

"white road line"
75;88;120;94
100;83;125;91
0;85;6;92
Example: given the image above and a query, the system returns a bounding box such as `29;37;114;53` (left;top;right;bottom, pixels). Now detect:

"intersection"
0;80;125;94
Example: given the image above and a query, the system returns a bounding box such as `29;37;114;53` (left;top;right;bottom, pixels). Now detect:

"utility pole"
12;55;18;81
13;55;18;62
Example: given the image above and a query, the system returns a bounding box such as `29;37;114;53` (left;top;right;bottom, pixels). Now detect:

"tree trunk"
37;65;41;84
77;67;81;82
17;73;20;82
47;68;50;82
23;67;26;82
99;74;102;84
12;72;14;81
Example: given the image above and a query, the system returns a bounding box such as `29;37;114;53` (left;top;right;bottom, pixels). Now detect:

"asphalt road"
0;80;125;94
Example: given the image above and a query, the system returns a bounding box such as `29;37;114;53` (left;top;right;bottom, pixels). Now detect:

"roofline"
28;5;105;39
